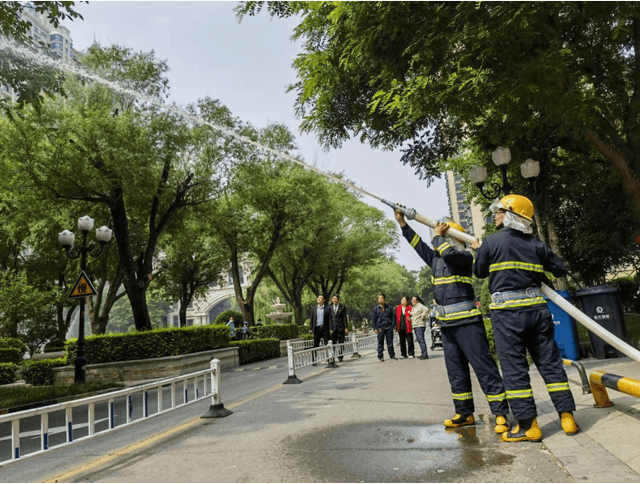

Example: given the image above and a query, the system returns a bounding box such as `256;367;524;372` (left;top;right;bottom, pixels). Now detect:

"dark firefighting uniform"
473;227;576;420
403;224;509;416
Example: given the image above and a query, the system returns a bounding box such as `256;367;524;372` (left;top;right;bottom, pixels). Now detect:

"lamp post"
58;216;112;383
469;146;540;201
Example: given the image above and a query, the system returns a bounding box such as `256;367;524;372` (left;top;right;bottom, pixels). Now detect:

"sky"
62;1;450;271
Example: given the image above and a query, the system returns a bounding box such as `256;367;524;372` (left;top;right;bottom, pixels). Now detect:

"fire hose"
381;199;640;366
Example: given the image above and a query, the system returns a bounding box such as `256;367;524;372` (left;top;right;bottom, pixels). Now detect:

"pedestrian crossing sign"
68;270;97;299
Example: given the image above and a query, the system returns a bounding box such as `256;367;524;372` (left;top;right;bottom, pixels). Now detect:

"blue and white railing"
0;358;228;465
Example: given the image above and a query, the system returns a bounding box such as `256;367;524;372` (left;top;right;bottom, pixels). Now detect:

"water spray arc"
3;38;638;364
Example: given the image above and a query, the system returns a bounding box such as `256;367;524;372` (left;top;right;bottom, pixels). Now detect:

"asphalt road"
0;345;574;483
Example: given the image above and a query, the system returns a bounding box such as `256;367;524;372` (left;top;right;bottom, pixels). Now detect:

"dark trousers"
331;329;346;360
398;330;415;357
491;308;575;420
312;326;326;362
414;327;428;357
377;327;395;359
441;321;509;416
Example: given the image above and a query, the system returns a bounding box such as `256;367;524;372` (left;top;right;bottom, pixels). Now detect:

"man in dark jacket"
396;209;510;434
310;294;331;366
371;293;397;361
328;294;349;361
472;194;579;442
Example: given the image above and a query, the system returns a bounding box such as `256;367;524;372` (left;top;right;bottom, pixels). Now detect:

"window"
455;183;462;192
187;319;194;327
173;315;179;327
458;202;466;211
186;300;193;309
50;34;63;42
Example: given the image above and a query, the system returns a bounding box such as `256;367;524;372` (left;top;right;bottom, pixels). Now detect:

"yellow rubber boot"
444;414;475;428
494;415;510;434
560;412;580;435
502;417;542;442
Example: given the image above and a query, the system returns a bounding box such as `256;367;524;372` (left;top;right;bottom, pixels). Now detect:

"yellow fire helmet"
500;194;534;221
447;221;466;234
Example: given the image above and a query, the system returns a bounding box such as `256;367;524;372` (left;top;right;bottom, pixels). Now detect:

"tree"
0;2;85;113
0;83;227;332
152;208;227;327
340;259;417;324
238;2;640;226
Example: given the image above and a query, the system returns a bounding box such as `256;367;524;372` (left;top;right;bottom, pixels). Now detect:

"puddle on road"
284;417;515;482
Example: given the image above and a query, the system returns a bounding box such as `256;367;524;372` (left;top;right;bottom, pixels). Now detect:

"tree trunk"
585;130;640;227
123;279;152;331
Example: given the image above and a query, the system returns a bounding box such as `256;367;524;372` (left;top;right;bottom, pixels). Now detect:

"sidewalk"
530;355;640;482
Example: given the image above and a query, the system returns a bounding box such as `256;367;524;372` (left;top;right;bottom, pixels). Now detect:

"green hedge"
252;324;299;341
21;358;67;386
213;310;243;326
0;348;23;364
65;324;230;365
0;363;18;385
483;318;497;362
0;337;27;354
229;338;280;365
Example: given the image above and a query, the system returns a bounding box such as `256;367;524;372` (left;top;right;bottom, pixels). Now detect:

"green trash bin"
576;285;627;359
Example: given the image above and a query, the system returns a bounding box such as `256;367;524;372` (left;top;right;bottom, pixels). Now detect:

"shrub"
65;324;230;365
229;338;280;365
44;339;66;353
483;318;497;362
213;310;243;326
0;363;18;385
21;358;67;386
252;324;299;341
0;337;28;354
0;348;23;364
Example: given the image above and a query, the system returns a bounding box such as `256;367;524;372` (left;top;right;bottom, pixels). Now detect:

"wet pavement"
1;340;638;482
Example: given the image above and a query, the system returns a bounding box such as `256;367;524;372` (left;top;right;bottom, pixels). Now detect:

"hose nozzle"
382;199;416;220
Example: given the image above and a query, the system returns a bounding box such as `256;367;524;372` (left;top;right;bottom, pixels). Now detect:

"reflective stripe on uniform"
544;270;557;281
486;392;507;402
436;242;451;255
506;389;534;399
546;382;570;393
410;234;421;247
431;275;474;286
452;392;473;401
489;261;544;273
489;296;547;310
437;307;482;322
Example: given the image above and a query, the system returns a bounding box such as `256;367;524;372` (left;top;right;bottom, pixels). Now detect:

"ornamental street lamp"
469;146;540;201
58;216;112;383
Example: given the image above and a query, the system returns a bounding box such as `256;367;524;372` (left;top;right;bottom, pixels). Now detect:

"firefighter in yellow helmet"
472;194;579;442
395;209;510;434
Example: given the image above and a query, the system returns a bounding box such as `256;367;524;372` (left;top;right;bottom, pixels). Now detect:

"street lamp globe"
520;158;541;180
492;146;512;166
96;226;113;244
58;230;75;248
469;165;488;186
77;215;94;233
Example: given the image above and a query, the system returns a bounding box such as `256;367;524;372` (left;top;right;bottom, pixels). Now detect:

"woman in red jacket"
395;296;415;358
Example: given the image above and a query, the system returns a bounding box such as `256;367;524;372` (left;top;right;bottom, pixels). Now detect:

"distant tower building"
1;2;78;103
444;170;488;240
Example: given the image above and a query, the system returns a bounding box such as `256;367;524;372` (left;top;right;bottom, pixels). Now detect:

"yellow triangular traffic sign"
68;270;97;299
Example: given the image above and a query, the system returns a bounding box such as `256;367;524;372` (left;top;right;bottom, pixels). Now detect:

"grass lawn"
0;381;124;410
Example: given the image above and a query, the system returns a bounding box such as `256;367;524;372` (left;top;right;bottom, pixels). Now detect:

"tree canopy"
238;2;640;226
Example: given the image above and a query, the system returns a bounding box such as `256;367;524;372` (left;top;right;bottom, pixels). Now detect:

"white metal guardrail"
283;332;397;384
0;358;230;465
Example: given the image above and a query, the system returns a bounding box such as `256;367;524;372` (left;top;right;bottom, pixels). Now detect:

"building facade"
444;170;488;240
1;2;78;103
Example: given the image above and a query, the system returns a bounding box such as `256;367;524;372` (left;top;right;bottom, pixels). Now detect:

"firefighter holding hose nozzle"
472;194;579;442
395;207;511;434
